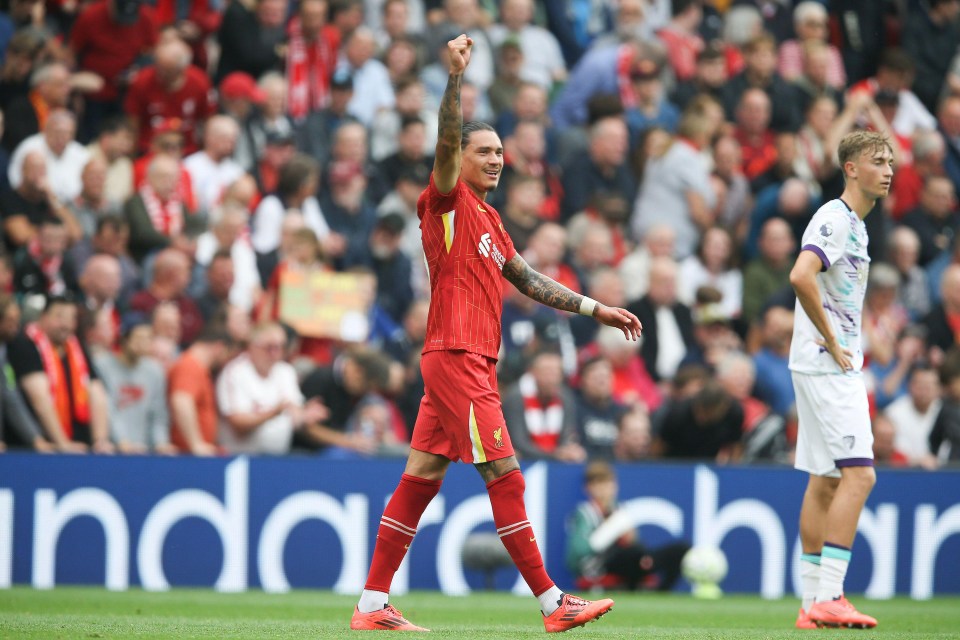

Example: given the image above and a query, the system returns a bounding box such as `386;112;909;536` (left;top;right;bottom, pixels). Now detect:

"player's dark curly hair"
460;121;496;149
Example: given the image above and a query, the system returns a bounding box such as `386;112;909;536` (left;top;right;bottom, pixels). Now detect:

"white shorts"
792;371;874;478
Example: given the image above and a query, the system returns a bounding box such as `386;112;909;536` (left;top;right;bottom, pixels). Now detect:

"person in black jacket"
215;0;287;83
626;257;695;382
923;264;960;356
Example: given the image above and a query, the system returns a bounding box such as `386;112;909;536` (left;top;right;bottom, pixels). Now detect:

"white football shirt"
789;198;871;375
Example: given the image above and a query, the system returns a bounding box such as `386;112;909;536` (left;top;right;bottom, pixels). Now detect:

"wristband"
579;296;598;317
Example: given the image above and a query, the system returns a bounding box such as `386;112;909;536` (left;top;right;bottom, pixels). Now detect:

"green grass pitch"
1;587;958;639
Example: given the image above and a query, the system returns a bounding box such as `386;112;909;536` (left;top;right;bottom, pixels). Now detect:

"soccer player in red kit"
350;34;643;633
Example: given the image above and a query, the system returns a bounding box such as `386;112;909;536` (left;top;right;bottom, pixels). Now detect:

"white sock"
537;585;564;615
800;554;821;613
358;589;389;614
817;544;851;603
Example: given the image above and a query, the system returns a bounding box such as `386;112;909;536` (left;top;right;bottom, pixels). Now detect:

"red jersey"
419;173;517;361
124;65;214;154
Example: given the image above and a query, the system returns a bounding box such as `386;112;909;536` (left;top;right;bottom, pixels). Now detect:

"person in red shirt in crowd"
523;222;580;293
69;0;159;135
152;0;222;72
498;119;563;221
656;0;703;83
733;88;777;182
286;0;340;122
131;119;198;213
890;129;947;221
129;247;204;346
124;37;214;155
351;35;639;633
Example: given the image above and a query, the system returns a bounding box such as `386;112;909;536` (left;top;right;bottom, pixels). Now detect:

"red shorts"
410;350;514;463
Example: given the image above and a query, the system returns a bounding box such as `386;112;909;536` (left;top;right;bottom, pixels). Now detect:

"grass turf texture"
1;588;958;639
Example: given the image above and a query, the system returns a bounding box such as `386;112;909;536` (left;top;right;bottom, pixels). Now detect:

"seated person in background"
502;350;586;463
0;294;52;452
9;295;112;453
129;248;204;347
929;350;960;466
654;380;743;463
13;216;79;300
299;346;394;456
573;356;628;460
613;407;653;462
95;319;174;455
741;217;795;325
566;461;691;591
216;322;327;455
884;361;942;469
871;413;910;468
167;327;234;456
125;154;201;264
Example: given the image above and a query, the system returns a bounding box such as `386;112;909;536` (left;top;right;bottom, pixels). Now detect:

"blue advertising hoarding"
1;454;958;598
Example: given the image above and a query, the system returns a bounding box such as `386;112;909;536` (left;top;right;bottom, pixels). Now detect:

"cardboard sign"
278;269;374;341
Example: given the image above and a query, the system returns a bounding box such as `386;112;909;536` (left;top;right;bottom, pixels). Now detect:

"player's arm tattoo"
435;73;462;166
502;254;595;316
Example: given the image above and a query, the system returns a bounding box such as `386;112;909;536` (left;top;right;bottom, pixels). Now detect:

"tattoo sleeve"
502;254;593;315
435;73;462;165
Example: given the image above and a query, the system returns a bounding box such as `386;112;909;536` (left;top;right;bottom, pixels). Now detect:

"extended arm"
433;35;473;194
502;254;642;340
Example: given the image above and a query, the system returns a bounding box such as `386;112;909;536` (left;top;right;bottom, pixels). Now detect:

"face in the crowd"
124;324;154;360
299;0;327;38
460;129;503;195
40;302;77;346
579;359;613;402
44;115;75;157
530;353;563;397
909;368;941;410
0;302;21;343
383;0;409;37
37;222;67;259
257;0;287;27
249;326;286;372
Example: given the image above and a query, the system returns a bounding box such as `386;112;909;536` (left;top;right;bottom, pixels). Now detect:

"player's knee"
841;464;876;494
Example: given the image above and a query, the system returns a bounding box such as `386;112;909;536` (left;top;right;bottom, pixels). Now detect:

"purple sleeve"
801;244;830;272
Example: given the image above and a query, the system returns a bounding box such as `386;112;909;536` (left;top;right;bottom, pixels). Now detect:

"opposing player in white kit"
788;130;893;630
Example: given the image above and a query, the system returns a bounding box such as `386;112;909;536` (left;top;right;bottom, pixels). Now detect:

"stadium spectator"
8;109;90;204
655;379;743;462
670;43;727;111
0;294;51;452
501;350;585;463
752;305;795;418
494;119;561;219
167;326;233;455
744;178;815;261
375;113;434;189
494;82;551;141
487;39;524;118
499;175;543;253
751;130;818;198
9;295;111;453
500;280;566;381
95;319;173;454
722;34;800;133
923;264;960;356
717;350;788;462
68;0;159;135
13;216;77;298
285;0;341;123
711;135;752;241
523;222;579;296
869;322;927;412
888;226;931;320
195;203;261;313
382;34;424;86
215;0;287;82
884;361;942;469
239;73;294;177
587;323;662;412
680;295;743;371
183;115;245;216
320;120;387;203
295;69;358;168
901;0;960;113
929;349;960;465
573;355;627;461
194;249;233;322
74;216;139;305
624;56;680;139
678;227;742;319
901;176;959;267
619;224;675;304
871;413;909;467
68;156;116;245
741;218;795;325
130;119;197;211
656;0;703;83
77;253;122;327
216;322;327;455
632;113;715;260
339;27;395;126
848;48;936;139
129;248;204;346
891;129;948;221
732;88;777;182
0;150;82;250
321;160;378;268
125;155;200;263
939;96;960;195
124;38;214;154
566;461;690;591
613;406;653;462
777;2;844;88
862;264;910;368
567;237;616;342
789;42;845;120
1;61;71;153
627;257;694;382
487;0;566;91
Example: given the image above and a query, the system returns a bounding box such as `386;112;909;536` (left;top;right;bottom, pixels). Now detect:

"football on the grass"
682;546;728;586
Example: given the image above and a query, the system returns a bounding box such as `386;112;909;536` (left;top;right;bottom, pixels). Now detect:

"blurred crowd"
1;0;959;468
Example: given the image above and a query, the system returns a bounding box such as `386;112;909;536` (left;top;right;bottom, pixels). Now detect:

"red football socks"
364;473;442;593
486;469;554;597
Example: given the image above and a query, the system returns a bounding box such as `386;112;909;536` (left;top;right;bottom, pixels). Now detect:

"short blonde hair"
838;130;893;172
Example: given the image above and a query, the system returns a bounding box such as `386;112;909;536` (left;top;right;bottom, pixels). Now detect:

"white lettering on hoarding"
33;488;129;590
258;492;368;594
0;490;12;588
138;457;248;592
859;504;899;599
911;503;960;600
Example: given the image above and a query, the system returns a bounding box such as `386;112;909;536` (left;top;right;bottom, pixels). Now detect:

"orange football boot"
350;604;429;632
795;608;817;630
542;593;614;633
807;595;877;629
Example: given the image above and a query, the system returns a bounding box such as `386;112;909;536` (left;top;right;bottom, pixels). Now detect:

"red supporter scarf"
616;45;637;110
27;237;65;295
286;18;338;121
140;184;184;236
519;373;563;453
25;323;91;437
